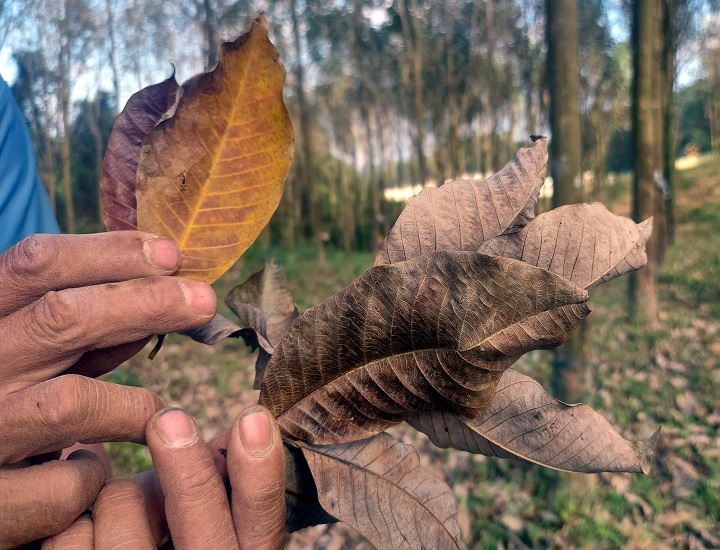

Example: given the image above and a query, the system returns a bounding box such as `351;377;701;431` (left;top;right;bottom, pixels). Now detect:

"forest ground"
109;158;720;549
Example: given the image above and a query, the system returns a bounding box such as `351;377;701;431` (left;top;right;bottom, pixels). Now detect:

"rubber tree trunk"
661;0;676;246
397;0;427;187
291;0;325;262
630;0;666;326
59;0;74;233
546;0;585;403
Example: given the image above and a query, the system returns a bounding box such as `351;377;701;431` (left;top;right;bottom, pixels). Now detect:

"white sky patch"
0;48;17;83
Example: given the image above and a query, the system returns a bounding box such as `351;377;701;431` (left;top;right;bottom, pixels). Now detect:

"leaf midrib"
297;440;461;548
179;25;261;251
274;301;587;416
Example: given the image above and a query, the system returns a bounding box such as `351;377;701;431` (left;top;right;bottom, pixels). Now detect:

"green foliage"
105;367;143;388
225;242;374;311
676;80;714;154
567;516;627;548
106;442;153;477
70;92;115;232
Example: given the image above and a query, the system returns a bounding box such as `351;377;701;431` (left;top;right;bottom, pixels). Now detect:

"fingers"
0;276;216;393
0;376;165;465
147;409;238;550
227;407;286;550
132;469;169;546
0;450;105;549
92;479;155;550
41;514;93;550
0;232;181;317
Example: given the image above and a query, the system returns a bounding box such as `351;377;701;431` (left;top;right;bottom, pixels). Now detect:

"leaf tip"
638;217;653;243
529;134;547;143
254;11;269;29
634;427;661;474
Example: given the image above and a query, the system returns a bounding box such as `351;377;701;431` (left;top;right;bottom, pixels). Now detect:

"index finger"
0;232;179;316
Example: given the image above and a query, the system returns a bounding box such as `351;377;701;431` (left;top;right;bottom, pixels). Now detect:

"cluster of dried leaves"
100;16;659;549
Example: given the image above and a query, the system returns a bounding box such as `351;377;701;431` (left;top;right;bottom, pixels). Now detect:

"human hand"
45;406;287;550
0;377;167;548
0;231;217;397
0;231;218;548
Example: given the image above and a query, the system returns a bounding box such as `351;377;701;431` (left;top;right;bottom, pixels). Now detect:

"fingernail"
238;407;274;457
180;281;217;315
144;238;180;270
154;408;197;448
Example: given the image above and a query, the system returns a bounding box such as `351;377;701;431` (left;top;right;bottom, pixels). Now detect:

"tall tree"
546;0;584;402
11;50;58;214
396;0;427;187
546;0;582;209
290;0;325;262
104;0;121;112
54;0;96;232
630;0;666;324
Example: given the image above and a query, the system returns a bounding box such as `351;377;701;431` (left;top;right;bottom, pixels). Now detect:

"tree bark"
88;95;104;225
200;0;219;68
291;0;325;262
546;0;584;403
443;0;460;179
397;0;427;187
661;0;676;245
104;0;121;112
630;0;666;325
59;0;74;233
546;0;583;208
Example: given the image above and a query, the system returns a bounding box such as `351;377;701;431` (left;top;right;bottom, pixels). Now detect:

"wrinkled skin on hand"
43;406;287;550
0;232;217;548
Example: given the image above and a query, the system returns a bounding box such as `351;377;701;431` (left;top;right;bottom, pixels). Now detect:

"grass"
107;157;720;549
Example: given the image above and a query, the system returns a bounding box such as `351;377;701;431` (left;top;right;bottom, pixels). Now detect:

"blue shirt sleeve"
0;75;60;255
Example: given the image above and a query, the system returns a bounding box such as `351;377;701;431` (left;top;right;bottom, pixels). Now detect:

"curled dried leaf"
408;369;659;474
477;203;653;290
180;313;273;352
226;263;298;346
375;137;547;266
226;263;298;388
260;251;589;445
294;433;463;549
101;74;179;231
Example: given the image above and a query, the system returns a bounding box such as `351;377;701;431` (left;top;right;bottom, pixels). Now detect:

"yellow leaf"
136;15;294;283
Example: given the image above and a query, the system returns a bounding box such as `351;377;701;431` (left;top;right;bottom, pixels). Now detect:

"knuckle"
43;469;97;530
32;290;82;342
136;277;176;320
173;462;221;504
37;376;93;432
5;234;59;279
95;479;143;512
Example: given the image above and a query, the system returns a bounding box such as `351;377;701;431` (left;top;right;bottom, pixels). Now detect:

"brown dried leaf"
408;369;659;474
374;137;547;266
180;313;273;352
294;433;463;549
226;263;298;388
136;15;294;283
100;74;179;231
476;203;653;290
226;263;298;346
259;251;589;445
